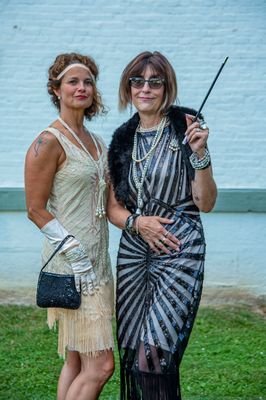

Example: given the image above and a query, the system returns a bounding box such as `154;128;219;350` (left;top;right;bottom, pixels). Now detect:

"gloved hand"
64;244;100;296
41;218;79;253
41;218;99;295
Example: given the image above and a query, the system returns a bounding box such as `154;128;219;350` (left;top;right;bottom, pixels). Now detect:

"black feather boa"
108;105;199;204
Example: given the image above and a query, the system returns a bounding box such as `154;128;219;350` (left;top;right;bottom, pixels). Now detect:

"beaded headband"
56;63;95;81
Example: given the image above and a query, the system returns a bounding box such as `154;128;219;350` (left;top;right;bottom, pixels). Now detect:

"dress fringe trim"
121;368;181;400
47;283;114;358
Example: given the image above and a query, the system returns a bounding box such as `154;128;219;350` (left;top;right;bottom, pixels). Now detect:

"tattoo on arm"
34;132;50;157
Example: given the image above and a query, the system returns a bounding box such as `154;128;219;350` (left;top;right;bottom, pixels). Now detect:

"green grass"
0;305;265;400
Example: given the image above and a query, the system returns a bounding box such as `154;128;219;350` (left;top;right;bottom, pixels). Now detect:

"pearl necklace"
132;117;166;163
132;117;167;215
137;121;161;133
58;117;106;218
137;118;170;133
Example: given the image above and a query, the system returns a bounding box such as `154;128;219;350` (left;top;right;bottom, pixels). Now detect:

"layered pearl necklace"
132;117;167;215
58;116;106;218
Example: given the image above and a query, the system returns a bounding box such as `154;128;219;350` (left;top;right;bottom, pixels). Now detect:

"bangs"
130;57;165;78
119;51;177;112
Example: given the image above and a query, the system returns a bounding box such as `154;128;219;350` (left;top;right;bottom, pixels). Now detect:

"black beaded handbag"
36;235;81;309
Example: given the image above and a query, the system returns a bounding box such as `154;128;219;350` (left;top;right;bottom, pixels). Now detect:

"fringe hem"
48;313;114;359
65;346;114;359
46;283;114;359
121;368;181;400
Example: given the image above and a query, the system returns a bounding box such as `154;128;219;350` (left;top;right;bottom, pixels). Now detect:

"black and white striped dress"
116;122;206;400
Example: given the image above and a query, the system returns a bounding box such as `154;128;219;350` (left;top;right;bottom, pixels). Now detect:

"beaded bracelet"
65;243;89;263
125;213;139;235
189;148;211;170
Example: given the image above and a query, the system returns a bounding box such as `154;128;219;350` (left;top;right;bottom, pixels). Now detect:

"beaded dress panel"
41;127;114;358
116;123;205;400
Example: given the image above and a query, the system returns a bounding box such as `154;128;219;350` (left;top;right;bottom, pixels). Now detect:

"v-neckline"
49;126;103;163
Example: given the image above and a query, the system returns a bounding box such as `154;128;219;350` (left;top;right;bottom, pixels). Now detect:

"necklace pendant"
169;138;179;152
96;206;106;218
99;177;106;189
138;198;144;209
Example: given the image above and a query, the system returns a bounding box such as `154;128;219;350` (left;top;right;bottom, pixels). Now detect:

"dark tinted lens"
130;77;145;88
148;78;164;89
129;77;164;89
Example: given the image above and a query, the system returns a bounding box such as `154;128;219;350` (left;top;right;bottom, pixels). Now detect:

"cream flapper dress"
41;127;114;358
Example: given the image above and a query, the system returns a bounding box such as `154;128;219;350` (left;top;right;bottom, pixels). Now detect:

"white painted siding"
0;0;265;188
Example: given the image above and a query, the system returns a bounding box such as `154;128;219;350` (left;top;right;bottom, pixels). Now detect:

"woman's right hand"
136;216;180;254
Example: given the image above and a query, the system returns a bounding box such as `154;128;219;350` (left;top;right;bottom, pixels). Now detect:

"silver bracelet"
65;243;87;263
125;214;139;235
189;148;211;170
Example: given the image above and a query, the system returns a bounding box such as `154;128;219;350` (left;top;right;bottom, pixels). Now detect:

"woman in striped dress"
108;51;217;400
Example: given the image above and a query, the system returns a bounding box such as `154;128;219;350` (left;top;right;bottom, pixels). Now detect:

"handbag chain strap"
41;235;74;272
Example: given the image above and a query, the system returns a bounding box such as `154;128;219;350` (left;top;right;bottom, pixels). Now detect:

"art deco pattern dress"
111;111;206;400
41;127;114;358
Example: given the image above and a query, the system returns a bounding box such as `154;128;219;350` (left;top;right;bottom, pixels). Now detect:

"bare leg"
138;342;161;373
65;350;114;400
57;350;81;400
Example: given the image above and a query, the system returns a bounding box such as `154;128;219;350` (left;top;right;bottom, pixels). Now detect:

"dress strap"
42;126;66;143
42;127;82;157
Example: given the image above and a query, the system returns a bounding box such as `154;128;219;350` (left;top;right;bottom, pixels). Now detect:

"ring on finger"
199;121;208;130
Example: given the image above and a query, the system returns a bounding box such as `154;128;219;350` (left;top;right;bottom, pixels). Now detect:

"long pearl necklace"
58;116;106;218
132;117;166;163
132;117;166;215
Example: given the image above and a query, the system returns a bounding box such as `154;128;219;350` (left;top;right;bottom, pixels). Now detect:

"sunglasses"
129;77;165;89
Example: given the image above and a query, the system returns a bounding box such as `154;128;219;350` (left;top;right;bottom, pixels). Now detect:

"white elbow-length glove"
41;219;99;295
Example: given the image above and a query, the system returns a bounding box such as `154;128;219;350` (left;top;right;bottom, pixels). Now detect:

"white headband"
56;63;95;81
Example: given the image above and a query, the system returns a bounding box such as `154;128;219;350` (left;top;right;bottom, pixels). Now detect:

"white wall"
0;0;265;303
0;0;266;188
1;212;265;300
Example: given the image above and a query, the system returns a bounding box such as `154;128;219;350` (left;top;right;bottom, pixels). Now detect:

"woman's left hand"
136;215;180;255
184;115;209;156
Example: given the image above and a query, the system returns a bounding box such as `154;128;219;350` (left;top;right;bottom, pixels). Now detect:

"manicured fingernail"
182;136;188;145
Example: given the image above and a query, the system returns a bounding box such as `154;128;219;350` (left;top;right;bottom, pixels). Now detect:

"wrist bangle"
125;213;139;235
189;148;211;170
64;243;87;263
135;216;141;235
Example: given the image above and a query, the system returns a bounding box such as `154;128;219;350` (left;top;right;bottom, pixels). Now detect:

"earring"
129;102;133;117
58;96;61;100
